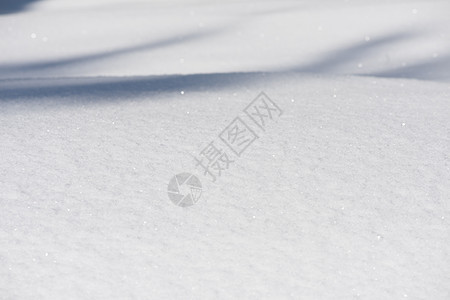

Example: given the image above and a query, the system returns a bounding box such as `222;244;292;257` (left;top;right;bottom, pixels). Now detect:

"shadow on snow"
0;0;41;14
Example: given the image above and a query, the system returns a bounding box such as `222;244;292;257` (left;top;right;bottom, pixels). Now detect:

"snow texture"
1;0;450;299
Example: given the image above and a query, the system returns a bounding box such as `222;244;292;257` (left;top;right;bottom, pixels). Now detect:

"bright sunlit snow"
1;0;449;299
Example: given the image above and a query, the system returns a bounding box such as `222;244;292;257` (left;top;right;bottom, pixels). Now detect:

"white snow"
1;0;450;299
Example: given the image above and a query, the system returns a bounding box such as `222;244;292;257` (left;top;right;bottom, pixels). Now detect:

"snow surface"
1;0;450;299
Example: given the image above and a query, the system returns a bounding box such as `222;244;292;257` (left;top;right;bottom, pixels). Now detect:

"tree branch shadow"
368;54;450;81
0;0;41;14
0;72;262;104
1;26;449;106
0;26;229;78
286;29;450;82
288;31;416;73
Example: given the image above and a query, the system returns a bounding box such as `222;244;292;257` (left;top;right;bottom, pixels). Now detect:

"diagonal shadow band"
284;28;450;82
0;26;229;77
0;0;40;14
368;53;450;81
0;72;264;104
1;29;449;106
287;30;419;73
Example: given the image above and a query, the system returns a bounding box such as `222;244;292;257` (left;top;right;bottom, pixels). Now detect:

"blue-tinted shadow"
0;0;41;14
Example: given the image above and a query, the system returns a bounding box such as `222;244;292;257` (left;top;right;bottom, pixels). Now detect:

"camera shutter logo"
167;173;202;207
